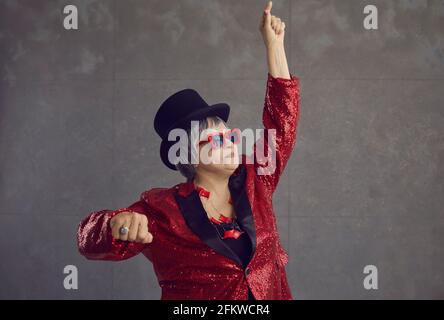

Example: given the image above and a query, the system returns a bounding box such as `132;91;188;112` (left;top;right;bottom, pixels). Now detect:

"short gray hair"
175;116;227;181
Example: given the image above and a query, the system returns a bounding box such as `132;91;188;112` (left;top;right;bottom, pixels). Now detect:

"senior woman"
77;1;300;300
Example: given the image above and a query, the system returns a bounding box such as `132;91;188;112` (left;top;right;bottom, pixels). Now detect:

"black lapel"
174;164;257;268
174;191;245;267
228;164;257;265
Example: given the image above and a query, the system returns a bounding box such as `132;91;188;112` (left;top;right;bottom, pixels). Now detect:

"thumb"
264;0;273;13
263;1;272;26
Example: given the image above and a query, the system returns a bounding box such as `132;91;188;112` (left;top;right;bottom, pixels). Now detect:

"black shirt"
209;219;255;300
216;223;252;269
224;230;255;301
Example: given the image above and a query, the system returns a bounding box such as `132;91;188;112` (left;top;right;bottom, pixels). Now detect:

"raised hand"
259;1;286;48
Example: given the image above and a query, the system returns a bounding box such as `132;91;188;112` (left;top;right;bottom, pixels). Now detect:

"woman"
77;1;300;300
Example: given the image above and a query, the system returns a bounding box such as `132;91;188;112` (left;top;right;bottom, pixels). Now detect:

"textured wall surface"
0;0;443;299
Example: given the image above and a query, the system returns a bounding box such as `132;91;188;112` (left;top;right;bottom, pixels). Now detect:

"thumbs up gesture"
259;1;286;48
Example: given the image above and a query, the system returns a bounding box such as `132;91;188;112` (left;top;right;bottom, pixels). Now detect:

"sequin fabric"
77;72;300;300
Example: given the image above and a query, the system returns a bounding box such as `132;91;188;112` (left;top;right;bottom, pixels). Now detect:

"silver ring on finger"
119;226;129;235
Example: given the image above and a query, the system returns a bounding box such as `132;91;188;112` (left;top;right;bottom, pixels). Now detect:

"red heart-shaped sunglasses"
197;128;241;149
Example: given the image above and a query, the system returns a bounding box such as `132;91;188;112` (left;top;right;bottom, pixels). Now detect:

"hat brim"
160;103;230;171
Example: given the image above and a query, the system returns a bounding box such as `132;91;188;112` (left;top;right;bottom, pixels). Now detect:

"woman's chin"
223;161;240;172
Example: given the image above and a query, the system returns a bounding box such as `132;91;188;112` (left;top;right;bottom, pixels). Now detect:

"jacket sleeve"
247;72;301;194
77;199;154;261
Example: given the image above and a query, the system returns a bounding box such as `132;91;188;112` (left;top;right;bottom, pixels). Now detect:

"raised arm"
77;199;155;261
260;1;290;79
249;1;300;194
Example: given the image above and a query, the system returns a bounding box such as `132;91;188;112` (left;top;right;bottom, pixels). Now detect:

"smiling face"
195;117;240;175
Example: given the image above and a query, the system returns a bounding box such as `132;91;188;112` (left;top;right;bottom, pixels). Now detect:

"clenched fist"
110;211;153;244
259;1;286;48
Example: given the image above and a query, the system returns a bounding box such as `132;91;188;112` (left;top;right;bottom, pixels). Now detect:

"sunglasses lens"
212;134;224;148
228;129;240;144
203;130;241;149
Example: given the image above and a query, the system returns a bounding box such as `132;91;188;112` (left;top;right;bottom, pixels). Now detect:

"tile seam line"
2;78;444;85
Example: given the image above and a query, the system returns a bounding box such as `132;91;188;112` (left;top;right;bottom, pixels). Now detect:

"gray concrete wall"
0;0;443;299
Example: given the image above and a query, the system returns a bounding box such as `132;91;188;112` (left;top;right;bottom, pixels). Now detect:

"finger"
271;15;278;30
263;0;272;14
127;214;140;241
263;1;272;26
112;218;128;240
118;217;131;241
142;232;153;244
136;216;149;243
275;21;282;34
138;227;153;244
279;21;285;35
111;219;122;239
273;17;281;30
111;216;126;239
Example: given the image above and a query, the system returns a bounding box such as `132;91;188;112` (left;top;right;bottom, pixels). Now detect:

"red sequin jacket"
77;72;301;300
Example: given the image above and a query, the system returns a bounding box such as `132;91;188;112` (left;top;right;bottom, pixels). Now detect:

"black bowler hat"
154;88;230;170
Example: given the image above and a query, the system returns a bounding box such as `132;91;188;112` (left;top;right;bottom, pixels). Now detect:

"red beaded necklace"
195;185;245;240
